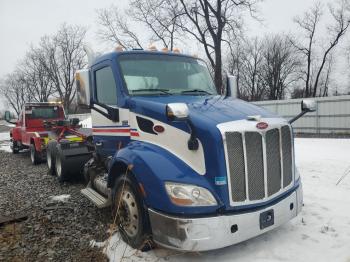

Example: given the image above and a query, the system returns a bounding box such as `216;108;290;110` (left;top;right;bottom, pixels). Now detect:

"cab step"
81;187;111;208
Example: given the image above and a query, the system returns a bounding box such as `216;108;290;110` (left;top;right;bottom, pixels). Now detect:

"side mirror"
76;69;90;108
4;111;11;122
166;103;199;151
301;99;316;112
166;103;189;121
225;75;237;98
289;99;316;124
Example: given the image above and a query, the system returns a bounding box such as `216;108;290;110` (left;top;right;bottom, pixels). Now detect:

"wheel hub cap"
118;189;139;238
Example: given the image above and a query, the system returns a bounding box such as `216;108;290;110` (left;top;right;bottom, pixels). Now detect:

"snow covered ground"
0;131;11;152
0;134;349;261
101;138;350;262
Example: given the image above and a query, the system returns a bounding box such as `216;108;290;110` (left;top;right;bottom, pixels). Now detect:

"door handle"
95;141;103;147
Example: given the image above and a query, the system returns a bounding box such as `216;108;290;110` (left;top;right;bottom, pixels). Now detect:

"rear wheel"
46;141;57;175
30;144;41;165
112;173;152;250
54;143;90;183
55;145;68;183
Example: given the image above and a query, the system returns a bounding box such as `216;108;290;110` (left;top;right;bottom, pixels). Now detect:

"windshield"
25;106;60;119
118;54;217;96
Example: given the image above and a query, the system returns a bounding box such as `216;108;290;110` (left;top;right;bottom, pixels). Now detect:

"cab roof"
24;102;63;107
93;49;200;66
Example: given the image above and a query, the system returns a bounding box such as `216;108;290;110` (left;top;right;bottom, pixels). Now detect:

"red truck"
5;102;91;181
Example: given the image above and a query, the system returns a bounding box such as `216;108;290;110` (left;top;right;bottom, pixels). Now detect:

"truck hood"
127;95;285;212
128;95;277;125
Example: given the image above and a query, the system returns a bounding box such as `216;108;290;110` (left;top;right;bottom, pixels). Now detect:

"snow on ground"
0;120;15;127
102;138;350;262
0;132;11;152
49;194;71;202
0;131;349;261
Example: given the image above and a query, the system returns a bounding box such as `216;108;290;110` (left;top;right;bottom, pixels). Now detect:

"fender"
108;141;223;216
31;137;43;152
11;127;21;142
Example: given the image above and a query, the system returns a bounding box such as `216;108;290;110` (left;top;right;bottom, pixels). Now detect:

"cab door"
91;60;129;158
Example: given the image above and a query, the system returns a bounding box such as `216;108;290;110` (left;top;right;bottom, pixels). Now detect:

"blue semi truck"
68;47;315;251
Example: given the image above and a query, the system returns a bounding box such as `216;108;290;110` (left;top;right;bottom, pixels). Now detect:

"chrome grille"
266;129;282;196
226;132;246;202
225;125;293;204
282;126;293;187
245;132;265;200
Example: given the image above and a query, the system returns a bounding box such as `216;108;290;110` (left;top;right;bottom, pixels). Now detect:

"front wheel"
30;144;41;165
112;173;152;250
11;140;19;154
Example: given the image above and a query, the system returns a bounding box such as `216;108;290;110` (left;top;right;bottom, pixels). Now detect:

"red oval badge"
256;122;268;130
153;125;165;133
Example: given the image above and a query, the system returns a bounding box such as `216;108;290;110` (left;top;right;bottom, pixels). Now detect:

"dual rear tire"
47;141;57;176
47;141;91;183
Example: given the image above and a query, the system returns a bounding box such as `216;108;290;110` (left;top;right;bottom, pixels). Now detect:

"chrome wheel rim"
30;147;35;163
56;156;61;177
118;188;139;238
47;151;52;169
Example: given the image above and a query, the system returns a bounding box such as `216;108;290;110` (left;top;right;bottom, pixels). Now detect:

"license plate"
260;209;274;230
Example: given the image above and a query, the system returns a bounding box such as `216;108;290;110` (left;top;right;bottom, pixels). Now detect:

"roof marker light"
173;48;180;53
149;45;157;51
115;45;124;52
162;47;169;52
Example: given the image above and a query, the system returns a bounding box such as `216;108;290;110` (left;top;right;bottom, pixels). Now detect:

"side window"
95;66;117;105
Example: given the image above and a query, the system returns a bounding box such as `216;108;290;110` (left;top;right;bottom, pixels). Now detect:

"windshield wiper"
131;88;171;95
181;89;212;95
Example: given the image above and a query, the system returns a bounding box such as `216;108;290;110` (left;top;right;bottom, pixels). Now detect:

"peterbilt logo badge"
256;122;268;129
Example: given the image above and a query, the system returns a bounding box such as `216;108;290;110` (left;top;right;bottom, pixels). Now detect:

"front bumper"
149;184;303;251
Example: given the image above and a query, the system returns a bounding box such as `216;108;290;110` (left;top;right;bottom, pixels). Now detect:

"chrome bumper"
149;184;303;251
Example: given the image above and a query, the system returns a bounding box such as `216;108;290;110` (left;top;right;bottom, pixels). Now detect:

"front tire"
30;144;41;165
112;173;152;250
11;140;19;154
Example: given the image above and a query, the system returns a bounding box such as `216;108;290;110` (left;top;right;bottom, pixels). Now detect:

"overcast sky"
0;0;348;108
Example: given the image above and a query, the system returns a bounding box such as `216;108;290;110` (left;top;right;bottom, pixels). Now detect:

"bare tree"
239;37;265;101
17;46;55;102
97;0;183;50
177;0;259;93
0;72;32;116
97;7;143;49
39;24;87;111
318;54;333;97
262;35;301;100
291;2;322;97
129;0;183;50
312;0;350;97
292;0;350;97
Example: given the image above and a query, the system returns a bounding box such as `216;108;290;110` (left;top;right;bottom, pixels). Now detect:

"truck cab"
76;49;315;251
7;103;65;160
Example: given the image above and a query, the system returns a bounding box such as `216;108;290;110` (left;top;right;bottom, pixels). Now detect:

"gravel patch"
0;150;110;262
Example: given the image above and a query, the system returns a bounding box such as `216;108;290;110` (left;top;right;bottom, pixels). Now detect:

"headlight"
165;182;217;207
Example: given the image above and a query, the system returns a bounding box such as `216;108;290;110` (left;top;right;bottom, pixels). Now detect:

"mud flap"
56;141;92;181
